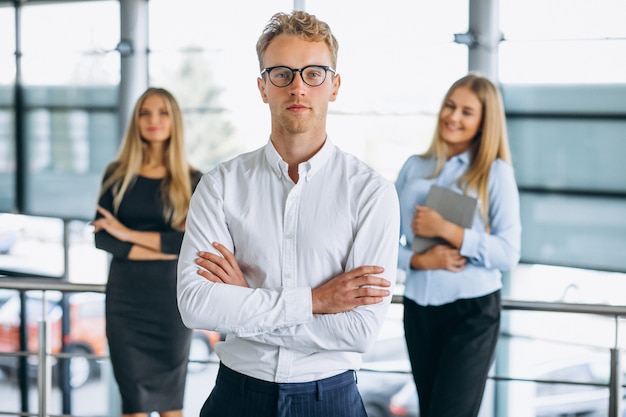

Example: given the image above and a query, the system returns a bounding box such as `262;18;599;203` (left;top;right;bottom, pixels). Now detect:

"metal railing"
1;279;625;417
501;299;624;417
0;278;106;417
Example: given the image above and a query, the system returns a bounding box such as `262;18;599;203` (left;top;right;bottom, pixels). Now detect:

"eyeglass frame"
260;65;336;88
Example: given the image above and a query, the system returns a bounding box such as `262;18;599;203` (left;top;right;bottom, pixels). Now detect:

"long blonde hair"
423;74;512;223
100;87;193;229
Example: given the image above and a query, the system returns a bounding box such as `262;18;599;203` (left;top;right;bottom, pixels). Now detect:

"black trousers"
404;290;501;417
199;363;368;417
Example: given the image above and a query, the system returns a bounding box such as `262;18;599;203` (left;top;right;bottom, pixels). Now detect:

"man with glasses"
177;10;399;417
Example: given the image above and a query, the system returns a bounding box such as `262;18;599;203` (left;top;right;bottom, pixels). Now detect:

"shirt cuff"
398;246;413;272
284;287;313;324
460;228;480;258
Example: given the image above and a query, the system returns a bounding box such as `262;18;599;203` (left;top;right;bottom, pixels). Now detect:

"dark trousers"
404;290;501;417
199;363;368;417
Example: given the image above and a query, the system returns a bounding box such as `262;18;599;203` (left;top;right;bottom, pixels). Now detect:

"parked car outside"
0;214;21;254
0;290;107;388
388;379;419;417
0;289;223;386
357;304;413;417
358;360;412;417
385;352;626;417
534;354;626;417
188;329;225;373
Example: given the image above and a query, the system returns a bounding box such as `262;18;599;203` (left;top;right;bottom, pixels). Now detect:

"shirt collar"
450;149;471;166
264;137;335;182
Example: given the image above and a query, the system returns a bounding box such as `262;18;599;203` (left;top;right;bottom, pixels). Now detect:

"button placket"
276;180;301;381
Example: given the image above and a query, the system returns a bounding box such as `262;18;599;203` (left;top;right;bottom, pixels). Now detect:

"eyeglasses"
260;65;336;88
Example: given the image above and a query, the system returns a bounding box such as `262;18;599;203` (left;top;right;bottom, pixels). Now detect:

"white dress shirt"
177;139;400;383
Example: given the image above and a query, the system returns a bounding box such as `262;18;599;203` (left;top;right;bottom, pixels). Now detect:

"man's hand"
195;242;248;287
92;206;132;242
311;266;390;314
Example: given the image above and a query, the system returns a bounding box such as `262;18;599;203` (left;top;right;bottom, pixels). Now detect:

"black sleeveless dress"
94;170;202;413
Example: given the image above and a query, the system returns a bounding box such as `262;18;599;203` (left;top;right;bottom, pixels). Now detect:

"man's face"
257;34;340;136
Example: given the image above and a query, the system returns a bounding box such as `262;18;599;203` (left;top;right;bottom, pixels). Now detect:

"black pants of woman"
403;290;500;417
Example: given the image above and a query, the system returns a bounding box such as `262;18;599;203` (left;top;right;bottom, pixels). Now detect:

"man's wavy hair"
256;10;339;71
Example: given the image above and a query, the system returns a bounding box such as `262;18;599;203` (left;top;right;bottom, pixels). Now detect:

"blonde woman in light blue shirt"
395;74;522;417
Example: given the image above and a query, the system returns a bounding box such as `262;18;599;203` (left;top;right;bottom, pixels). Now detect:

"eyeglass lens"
268;66;329;87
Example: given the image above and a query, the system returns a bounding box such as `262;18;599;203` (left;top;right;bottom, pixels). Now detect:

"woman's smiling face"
438;86;483;157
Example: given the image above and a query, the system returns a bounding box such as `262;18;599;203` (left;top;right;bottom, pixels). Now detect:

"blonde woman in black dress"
92;87;202;417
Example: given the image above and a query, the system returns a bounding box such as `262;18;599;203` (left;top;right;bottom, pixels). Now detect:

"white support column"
294;0;306;11
468;0;501;80
111;3;149;413
118;0;149;140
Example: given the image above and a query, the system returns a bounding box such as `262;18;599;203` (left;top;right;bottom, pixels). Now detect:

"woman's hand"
128;245;177;261
412;205;445;238
412;205;465;249
411;244;467;272
92;206;132;242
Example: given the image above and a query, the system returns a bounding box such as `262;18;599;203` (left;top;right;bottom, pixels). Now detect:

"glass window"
497;332;614;416
306;1;468;113
67;219;108;284
499;0;626;84
21;2;120;86
519;193;626;272
502;82;626;273
23;97;118;218
509;117;626;192
0;213;65;277
0;94;14;213
149;0;469;180
148;1;292;172
18;2;120;218
148;49;250;171
0;6;15;85
301;1;469;181
0;7;15;212
0;213;107;282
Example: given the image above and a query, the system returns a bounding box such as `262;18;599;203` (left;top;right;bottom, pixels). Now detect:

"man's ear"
329;73;341;102
257;77;269;103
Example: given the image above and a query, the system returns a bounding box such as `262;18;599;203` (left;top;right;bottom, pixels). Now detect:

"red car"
0;290;223;387
0;290;108;388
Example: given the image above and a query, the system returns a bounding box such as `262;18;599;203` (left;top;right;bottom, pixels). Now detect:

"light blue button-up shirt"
395;151;521;306
177;139;400;382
